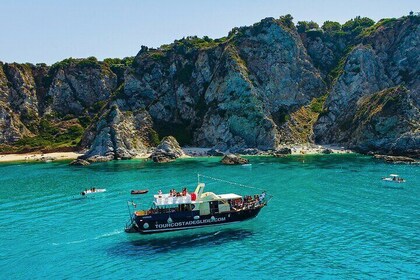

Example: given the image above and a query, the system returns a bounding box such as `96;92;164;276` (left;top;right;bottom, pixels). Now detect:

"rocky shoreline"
1;145;418;165
0;144;352;163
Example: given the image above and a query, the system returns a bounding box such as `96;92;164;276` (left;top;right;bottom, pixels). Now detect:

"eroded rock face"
46;63;117;116
348;87;419;156
0;59;123;148
221;154;249;165
150;136;184;163
0;102;33;143
124;17;325;151
314;17;420;156
81;105;153;161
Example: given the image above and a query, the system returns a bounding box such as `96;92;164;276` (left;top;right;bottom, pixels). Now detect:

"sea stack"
150;136;184;163
221;154;249;165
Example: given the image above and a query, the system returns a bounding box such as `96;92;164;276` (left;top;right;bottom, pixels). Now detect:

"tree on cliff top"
342;16;375;36
297;21;320;33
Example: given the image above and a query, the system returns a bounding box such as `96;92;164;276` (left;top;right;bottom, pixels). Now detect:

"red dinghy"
131;189;149;195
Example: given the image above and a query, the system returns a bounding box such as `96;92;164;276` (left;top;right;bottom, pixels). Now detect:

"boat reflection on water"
113;228;255;256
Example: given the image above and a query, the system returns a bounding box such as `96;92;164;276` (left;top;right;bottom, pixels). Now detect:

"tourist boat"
81;188;106;195
382;174;406;183
131;189;149;195
125;175;270;234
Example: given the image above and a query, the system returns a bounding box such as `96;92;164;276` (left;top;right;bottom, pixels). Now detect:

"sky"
1;0;418;64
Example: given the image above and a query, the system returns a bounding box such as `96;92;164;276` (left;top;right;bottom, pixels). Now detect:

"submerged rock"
221;154;249;165
322;148;333;154
69;159;90;166
373;155;418;164
85;155;114;163
150;136;184;163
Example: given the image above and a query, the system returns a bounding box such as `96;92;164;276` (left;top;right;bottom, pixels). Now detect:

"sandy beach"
288;144;353;155
0;152;83;163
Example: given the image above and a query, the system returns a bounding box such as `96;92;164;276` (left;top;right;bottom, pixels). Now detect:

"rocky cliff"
0;15;418;158
314;16;420;157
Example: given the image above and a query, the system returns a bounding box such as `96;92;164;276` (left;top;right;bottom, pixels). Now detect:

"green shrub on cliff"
360;18;397;37
9;120;85;152
322;21;341;33
297;21;320;33
342;16;375;36
309;95;328;114
279;14;294;29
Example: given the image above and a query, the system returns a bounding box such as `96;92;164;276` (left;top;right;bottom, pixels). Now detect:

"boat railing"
154;194;192;205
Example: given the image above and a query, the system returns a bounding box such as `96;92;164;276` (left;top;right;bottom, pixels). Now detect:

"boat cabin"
135;183;248;216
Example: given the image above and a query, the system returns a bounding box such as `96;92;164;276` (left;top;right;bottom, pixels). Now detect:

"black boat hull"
126;206;263;234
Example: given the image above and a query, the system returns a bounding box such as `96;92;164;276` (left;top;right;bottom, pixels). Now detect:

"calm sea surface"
0;155;418;279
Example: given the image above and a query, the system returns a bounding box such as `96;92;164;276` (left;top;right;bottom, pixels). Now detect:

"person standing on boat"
259;192;266;203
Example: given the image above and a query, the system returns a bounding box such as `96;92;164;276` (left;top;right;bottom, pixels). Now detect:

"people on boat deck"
167;188;189;197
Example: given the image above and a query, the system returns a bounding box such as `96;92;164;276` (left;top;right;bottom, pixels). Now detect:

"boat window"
209;201;219;214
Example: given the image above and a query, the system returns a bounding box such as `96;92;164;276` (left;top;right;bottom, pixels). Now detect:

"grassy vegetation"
0;119;85;153
155;35;228;56
309;94;328;114
50;56;100;72
354;86;406;121
360;18;398;37
327;46;355;83
103;57;134;67
149;129;160;146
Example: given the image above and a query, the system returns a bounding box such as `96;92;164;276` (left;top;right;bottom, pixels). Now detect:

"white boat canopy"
218;193;243;200
390;174;399;177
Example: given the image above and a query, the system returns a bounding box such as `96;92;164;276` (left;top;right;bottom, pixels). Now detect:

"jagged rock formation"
314;16;420;157
119;17;325;152
0;15;418;158
0;58;130;153
221;154;249;165
150;136;184;163
81;105;153;161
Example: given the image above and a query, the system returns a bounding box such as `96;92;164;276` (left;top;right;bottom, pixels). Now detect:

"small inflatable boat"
131;189;149;195
81;188;106;195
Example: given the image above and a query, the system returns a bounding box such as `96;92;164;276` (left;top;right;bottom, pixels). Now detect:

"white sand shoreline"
0;152;84;163
0;145;354;163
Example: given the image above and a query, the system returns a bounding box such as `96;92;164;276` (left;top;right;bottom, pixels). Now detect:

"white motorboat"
81;188;106;195
382;174;406;183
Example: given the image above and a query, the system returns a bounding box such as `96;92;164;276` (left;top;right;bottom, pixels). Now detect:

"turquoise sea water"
0;155;419;279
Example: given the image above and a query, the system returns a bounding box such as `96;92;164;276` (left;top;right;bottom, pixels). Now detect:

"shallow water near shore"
0;154;419;279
